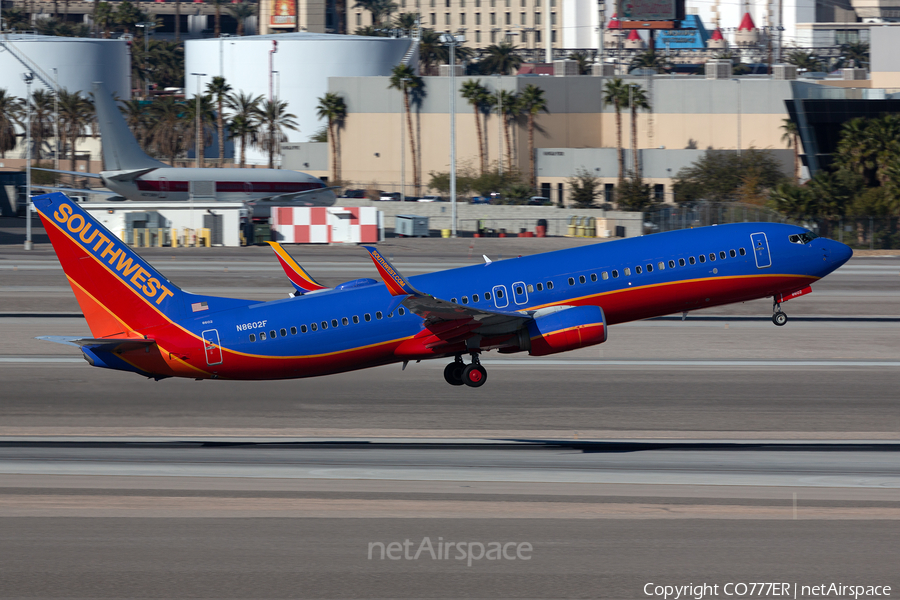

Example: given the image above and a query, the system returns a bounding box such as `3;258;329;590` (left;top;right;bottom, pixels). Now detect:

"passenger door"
512;281;528;306
492;285;509;309
750;232;772;269
201;329;223;366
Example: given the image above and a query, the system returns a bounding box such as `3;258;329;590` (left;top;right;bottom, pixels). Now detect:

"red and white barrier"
271;207;383;244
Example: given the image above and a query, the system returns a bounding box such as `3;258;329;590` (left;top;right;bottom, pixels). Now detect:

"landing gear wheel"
462;364;487;388
773;312;788;326
443;361;465;386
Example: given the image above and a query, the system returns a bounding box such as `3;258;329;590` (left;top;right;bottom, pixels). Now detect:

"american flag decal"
191;301;209;312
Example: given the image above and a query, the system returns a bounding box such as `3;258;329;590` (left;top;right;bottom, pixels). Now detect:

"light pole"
23;72;33;251
732;78;741;157
441;31;465;238
269;40;278;101
191;72;206;169
400;77;409;201
52;67;59;174
496;73;502;176
136;22;155;98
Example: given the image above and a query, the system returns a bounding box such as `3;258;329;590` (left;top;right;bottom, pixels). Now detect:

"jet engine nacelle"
526;305;607;356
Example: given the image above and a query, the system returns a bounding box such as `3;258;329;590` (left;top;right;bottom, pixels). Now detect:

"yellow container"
441;229;451;238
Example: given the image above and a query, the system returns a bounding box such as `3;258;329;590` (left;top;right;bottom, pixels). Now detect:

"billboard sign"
271;0;297;27
618;0;683;21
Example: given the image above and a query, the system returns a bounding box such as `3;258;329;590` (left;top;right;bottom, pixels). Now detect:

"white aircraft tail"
92;82;167;172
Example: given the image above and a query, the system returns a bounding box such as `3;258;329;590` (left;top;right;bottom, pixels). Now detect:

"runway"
1;243;899;598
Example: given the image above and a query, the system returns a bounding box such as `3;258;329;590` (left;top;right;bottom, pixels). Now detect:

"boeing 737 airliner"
34;192;852;387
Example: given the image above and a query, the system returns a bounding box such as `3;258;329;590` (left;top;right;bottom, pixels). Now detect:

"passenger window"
739;248;746;256
547;281;554;290
301;325;308;333
601;272;609;280
590;273;597;282
260;332;266;340
473;294;479;302
398;307;406;316
332;319;339;327
462;296;468;304
451;298;457;303
290;326;297;335
709;253;716;261
250;333;256;342
679;258;685;267
376;311;383;319
526;285;533;293
689;257;696;265
646;264;653;273
730;249;736;258
352;316;359;324
578;276;585;284
321;321;328;329
311;323;317;331
668;260;675;268
270;330;277;338
624;267;631;276
719;251;726;260
568;277;575;285
515;285;524;294
536;283;543;291
279;328;286;337
485;292;492;300
698;255;705;263
496;289;504;298
659;262;665;270
387;312;393;318
341;317;348;326
364;313;371;322
612;270;619;278
635;266;642;275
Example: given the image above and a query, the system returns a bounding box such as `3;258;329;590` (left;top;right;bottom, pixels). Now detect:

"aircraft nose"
822;239;853;272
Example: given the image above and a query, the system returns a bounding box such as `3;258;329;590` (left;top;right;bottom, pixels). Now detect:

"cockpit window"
789;231;819;244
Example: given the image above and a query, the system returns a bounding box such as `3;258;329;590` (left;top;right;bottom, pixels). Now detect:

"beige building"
348;0;561;52
291;74;806;205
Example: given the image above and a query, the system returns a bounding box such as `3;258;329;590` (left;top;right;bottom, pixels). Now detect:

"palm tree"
418;29;449;75
461;80;490;174
316;92;347;183
92;1;114;38
629;50;672;73
841;42;869;68
57;90;94;177
149;97;187;165
628;84;650;177
184;94;216;168
602;78;630;187
175;0;181;42
567;51;591;75
481;42;523;75
388;64;424;192
210;0;226;37
30;90;56;160
114;0;143;34
495;89;518;173
780;118;801;183
0;90;23;160
517;84;548;187
393;12;417;35
257;99;299;168
206;76;233;166
225;91;263;168
353;0;396;27
226;2;256;36
786;50;822;72
120;98;151;151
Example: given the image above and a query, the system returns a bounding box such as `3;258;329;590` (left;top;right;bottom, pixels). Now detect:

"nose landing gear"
443;353;487;387
772;301;788;326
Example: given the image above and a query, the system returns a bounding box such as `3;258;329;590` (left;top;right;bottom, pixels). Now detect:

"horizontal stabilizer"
31;167;102;179
31;185;118;196
37;335;156;353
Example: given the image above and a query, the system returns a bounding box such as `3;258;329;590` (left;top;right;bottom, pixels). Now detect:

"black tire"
462;364;487;388
773;312;788;326
444;362;465;386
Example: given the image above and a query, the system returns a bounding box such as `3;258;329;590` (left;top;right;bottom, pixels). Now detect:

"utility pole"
441;32;465;237
52;68;59;174
24;72;34;251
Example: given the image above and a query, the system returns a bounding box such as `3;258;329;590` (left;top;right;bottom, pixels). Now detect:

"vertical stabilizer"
92;82;168;171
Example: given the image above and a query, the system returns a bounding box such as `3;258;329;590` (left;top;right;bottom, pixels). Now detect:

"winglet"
266;242;329;294
362;246;421;297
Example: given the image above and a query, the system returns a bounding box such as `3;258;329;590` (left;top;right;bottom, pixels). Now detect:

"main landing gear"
443;354;487;388
772;301;788;327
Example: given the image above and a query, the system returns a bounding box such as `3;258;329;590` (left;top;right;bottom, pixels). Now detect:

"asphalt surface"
1;238;899;598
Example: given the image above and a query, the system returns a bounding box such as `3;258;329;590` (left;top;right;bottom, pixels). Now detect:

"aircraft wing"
362;246;531;350
31;185;119;196
31;167;102;179
260;186;341;203
266;241;330;294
